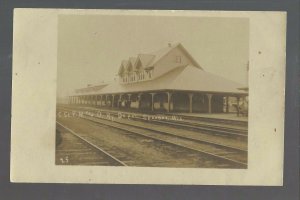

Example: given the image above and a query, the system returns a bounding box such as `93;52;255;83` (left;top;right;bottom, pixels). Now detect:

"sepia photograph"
1;0;298;197
55;14;249;168
11;9;286;185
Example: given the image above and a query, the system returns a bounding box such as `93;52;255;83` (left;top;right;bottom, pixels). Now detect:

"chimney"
168;43;172;47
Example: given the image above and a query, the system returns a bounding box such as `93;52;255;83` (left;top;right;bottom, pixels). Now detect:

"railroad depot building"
68;43;248;114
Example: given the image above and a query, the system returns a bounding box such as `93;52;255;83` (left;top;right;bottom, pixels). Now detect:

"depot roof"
74;65;247;96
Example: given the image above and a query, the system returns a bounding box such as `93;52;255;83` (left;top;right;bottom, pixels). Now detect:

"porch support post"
137;93;142;109
167;92;172;112
119;94;123;108
226;96;229;113
100;95;103;106
188;93;194;113
237;96;240;117
127;94;132;108
116;94;120;108
112;95;115;108
150;93;156;112
206;94;213;113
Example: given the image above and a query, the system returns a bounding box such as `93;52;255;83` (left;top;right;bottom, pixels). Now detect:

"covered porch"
68;89;247;115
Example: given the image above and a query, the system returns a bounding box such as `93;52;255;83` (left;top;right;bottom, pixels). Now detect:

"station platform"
173;113;248;122
59;104;248;122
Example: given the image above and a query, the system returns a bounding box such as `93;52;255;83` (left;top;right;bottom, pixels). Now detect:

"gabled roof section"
147;43;202;69
138;54;155;67
134;58;143;71
146;44;176;66
118;60;129;75
129;57;137;67
126;59;134;72
118;43;202;76
118;65;125;75
176;43;202;69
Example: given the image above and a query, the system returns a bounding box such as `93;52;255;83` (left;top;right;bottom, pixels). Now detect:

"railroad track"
57;107;248;167
159;112;248;127
58;106;247;148
58;105;248;138
119;113;247;137
56;121;127;166
76;105;248;127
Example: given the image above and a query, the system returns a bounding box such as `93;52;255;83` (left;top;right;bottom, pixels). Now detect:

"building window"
176;56;181;63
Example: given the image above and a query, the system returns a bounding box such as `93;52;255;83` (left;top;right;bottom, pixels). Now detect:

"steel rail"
58;107;247;153
59;106;248;138
56;121;128;166
77;115;247;167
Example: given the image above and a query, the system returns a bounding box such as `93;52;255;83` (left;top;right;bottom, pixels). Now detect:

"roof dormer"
118;60;129;76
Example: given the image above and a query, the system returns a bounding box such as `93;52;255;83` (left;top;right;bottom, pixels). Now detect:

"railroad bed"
56;122;126;166
56;106;248;168
60;105;248;127
58;105;248;137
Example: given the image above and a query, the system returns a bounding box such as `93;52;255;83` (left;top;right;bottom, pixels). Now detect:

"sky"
57;14;249;98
